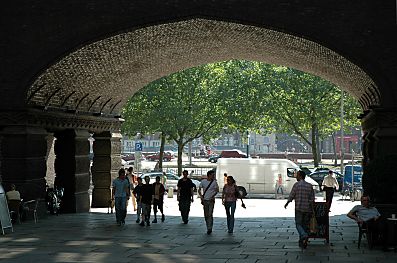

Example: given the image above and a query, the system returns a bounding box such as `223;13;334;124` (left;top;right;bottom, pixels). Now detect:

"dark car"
122;154;146;162
208;150;247;163
308;170;343;192
122;154;136;161
299;166;313;176
145;152;172;162
208;154;221;163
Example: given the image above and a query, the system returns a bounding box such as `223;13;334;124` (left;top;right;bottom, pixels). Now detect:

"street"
98;192;359;220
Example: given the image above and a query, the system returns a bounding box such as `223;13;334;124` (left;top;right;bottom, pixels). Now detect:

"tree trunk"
158;133;166;170
177;142;184;176
311;124;319;167
315;126;322;164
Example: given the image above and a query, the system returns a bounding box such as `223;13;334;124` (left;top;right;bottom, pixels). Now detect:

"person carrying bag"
309;206;318;234
201;179;213;205
198;170;219;235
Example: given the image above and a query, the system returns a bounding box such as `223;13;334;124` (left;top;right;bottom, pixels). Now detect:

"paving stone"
2;199;397;263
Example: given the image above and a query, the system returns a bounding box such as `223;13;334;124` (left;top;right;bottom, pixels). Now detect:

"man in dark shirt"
177;170;195;224
139;176;154;226
133;177;143;223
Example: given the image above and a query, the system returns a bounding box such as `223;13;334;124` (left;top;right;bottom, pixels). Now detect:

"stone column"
91;131;122;208
361;108;397;204
54;129;90;213
361;108;397;164
0;126;48;201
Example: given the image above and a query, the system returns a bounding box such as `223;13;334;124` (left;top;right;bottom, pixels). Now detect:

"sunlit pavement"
1;194;396;263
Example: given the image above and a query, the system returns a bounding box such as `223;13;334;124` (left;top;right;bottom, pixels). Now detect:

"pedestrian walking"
133;177;143;223
161;171;167;186
284;170;315;249
127;167;137;211
177;170;195;224
222;176;239;233
198;170;219;235
275;174;284;199
139;176;154;226
322;170;339;210
152;176;166;223
112;168;130;226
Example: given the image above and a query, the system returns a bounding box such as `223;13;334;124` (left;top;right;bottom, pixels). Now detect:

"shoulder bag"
201;180;214;205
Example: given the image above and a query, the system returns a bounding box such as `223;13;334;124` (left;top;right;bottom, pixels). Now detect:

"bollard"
168;187;174;198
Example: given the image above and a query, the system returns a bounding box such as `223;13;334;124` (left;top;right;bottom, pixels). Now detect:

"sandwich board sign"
0;184;13;235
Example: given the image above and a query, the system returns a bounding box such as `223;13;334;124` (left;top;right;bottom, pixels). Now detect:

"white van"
216;158;319;195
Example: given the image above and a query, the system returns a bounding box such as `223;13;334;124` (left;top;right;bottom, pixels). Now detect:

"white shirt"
199;179;219;200
349;205;380;222
322;174;339;189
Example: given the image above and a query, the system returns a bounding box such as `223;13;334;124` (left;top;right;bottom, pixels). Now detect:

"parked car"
140;172;200;191
307;170;343;191
208;154;221;163
121;159;134;169
145;152;172;162
299;166;313;176
122;154;145;162
208;150;247;163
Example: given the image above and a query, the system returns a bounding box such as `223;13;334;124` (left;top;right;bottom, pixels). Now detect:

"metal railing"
164;167;215;180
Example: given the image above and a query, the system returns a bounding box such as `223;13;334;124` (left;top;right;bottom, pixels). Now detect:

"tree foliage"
122;64;229;175
122;59;362;170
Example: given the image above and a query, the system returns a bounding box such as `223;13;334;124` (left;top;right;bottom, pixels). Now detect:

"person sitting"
6;184;22;222
347;195;386;248
6;184;21;201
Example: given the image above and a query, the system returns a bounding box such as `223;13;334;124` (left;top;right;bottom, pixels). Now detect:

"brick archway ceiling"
27;19;379;117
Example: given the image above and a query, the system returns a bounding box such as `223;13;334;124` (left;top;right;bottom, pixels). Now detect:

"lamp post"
246;131;250;157
340;90;345;174
135;132;141;175
188;141;192;166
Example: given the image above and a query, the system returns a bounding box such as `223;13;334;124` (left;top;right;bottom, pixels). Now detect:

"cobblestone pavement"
1;195;396;262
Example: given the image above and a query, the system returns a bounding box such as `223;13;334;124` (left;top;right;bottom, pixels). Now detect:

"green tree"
122;64;229;175
123;59;362;170
253;65;361;166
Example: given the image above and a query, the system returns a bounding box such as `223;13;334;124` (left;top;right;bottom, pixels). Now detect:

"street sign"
135;142;143;152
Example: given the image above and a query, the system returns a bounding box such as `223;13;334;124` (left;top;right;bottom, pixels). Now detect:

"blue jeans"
141;203;151;223
295;210;311;240
115;197;127;223
224;201;236;232
136;202;142;220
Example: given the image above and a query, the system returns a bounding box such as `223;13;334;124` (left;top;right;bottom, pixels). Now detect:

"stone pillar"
91;131;122;208
45;134;56;187
54;129;90;213
361;108;397;164
361;108;397;204
0;126;48;201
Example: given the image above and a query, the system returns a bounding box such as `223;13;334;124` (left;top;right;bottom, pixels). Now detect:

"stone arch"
26;18;379;116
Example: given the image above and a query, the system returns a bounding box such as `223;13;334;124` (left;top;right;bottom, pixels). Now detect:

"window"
287;168;297;178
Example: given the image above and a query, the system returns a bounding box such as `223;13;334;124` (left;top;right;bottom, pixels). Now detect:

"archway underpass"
1;18;396;214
